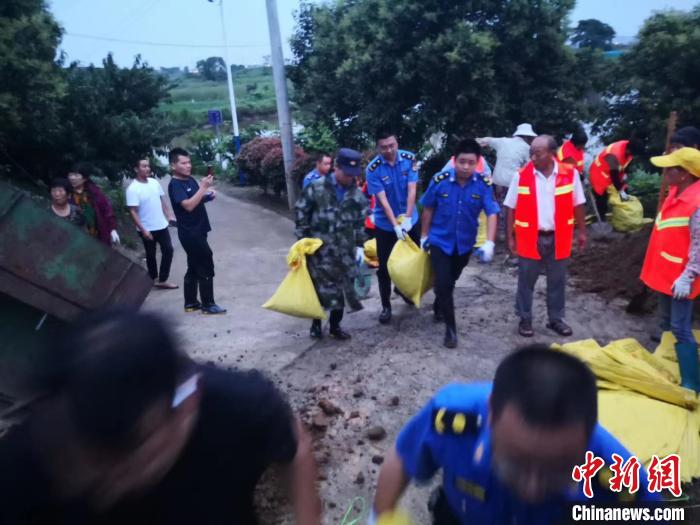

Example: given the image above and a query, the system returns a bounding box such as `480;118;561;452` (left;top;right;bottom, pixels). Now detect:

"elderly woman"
49;178;86;228
67;164;119;246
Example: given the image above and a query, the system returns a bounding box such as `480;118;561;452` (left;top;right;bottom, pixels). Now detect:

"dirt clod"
366;426;387;441
318;398;343;416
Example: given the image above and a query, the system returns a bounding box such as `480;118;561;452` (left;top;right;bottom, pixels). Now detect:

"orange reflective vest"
514;160;576;261
589;140;632;196
361;182;375;230
557;140;585;175
640;181;700;299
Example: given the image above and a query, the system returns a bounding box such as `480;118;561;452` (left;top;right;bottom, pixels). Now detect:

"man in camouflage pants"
295;148;369;340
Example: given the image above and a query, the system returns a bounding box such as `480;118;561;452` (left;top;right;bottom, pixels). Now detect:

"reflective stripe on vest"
641;181;700;299
514;160;576;261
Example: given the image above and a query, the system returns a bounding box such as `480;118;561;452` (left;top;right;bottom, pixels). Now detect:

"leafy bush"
236;137;281;191
261;144;305;196
627;168;661;217
296;123;338;155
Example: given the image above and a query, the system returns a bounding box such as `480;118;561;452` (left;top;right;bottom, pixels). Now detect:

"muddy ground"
136;184;697;523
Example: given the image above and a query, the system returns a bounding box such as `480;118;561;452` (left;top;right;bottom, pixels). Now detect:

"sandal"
154;281;179;289
518;319;534;337
547;319;573;337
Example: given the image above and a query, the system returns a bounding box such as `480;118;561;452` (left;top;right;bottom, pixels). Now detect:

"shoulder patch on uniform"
433;171;450;183
478;172;493;186
433;408;481;436
368;158;381;172
400;151;415;161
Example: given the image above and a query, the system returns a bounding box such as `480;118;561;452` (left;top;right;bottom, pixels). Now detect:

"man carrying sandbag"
295;148;369;340
420;139;499;348
641;147;700;393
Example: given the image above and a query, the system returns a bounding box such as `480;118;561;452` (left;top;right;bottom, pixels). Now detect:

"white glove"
110;230;120;245
400;217;413;233
619;190;630;201
475;240;495;263
394;224;406;241
672;274;693;300
420;236;430;251
355;247;365;266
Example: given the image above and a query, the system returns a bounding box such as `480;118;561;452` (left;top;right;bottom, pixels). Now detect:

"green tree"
196;56;227;81
290;0;588;149
571;19;616;50
0;0;64;180
595;7;700;156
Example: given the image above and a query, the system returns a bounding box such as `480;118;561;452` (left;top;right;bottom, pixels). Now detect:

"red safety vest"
640;181;700;299
557;140;585;175
589;140;632;196
361;181;375;230
514;160;576;261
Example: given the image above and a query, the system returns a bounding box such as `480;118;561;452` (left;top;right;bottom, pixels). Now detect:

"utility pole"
265;0;297;209
217;0;241;153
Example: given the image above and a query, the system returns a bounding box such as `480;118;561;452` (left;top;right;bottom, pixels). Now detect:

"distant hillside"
159;66;285;128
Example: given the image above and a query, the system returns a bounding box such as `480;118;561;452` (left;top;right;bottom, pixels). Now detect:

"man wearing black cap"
295;148;370;340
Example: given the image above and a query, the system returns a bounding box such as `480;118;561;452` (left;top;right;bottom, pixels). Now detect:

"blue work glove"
475;240;495;263
672;274;693;300
394;224;406;241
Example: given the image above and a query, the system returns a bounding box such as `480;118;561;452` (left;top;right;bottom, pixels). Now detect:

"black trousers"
594;191;609;221
311;309;343;329
430;246;471;329
140;227;174;281
375;223;421;308
178;231;216;305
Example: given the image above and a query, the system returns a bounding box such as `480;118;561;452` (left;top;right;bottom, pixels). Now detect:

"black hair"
56;309;186;451
453;138;482;158
69;162;91;179
671;126;700;148
169;147;190;165
375;129;397;143
491;345;598;438
133;156;150;168
572;128;588;147
49;178;72;193
316;152;332;162
627;138;645;157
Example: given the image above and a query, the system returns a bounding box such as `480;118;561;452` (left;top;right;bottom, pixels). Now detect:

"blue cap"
336;148;362;176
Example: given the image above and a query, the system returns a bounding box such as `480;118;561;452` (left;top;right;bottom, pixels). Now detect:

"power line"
63;32;267;49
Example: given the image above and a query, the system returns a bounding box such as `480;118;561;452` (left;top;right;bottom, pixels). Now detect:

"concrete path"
142;178;315;372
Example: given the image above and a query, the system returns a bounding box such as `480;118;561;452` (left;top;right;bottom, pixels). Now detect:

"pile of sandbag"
554;335;700;482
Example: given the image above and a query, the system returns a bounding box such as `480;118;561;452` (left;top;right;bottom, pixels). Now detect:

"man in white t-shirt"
126;158;178;289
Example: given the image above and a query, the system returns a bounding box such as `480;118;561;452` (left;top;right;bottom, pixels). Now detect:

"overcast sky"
49;0;699;69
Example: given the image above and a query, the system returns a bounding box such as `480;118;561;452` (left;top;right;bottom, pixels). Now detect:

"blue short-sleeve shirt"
420;168;500;255
365;150;419;231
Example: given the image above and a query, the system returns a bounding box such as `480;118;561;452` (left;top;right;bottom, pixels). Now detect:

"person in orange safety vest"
557;128;587;176
589;139;644;220
504;135;587;338
641;147;700;392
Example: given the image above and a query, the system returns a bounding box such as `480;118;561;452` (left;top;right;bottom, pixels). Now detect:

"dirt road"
141;183;661;523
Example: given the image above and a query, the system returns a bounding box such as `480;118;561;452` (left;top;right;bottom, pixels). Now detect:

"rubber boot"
674;342;700;392
183;276;200;312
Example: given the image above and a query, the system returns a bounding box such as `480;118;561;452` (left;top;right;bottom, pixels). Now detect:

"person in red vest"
589;139;644;219
557;128;587;176
504;135;587;337
641;147;700;392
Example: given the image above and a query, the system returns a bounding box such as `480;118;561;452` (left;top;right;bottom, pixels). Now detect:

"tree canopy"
290;0;591;150
571;19;616;50
596;6;700;155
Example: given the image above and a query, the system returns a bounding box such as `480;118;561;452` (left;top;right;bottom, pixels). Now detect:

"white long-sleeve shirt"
477;136;531;188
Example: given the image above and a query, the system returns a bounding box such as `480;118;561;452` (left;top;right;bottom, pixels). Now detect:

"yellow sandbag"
607;186;652;232
388;236;433;307
377;509;415;525
364;238;379;268
554;338;700;481
262;238;327;320
474;211;487;248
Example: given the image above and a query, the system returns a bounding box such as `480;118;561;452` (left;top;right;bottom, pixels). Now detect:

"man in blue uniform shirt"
302;152;332;189
372;346;658;525
421;139;500;348
366;130;421;324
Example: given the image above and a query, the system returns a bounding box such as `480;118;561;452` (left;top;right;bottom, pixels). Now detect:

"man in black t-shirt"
168;147;226;314
0;310;321;524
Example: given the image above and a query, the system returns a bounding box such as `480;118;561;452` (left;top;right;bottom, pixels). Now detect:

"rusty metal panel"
0;182;152;320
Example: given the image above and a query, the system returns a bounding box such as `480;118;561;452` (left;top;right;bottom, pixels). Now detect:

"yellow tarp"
553;336;700;482
262;238;327;320
608;186;653;232
387;236;433;307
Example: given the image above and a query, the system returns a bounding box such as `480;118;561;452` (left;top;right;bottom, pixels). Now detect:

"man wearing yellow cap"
641;147;700;392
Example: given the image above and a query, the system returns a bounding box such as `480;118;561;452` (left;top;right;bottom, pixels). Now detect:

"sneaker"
518;319;534;337
202;304;227;315
184;301;202;313
378;307;392;325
